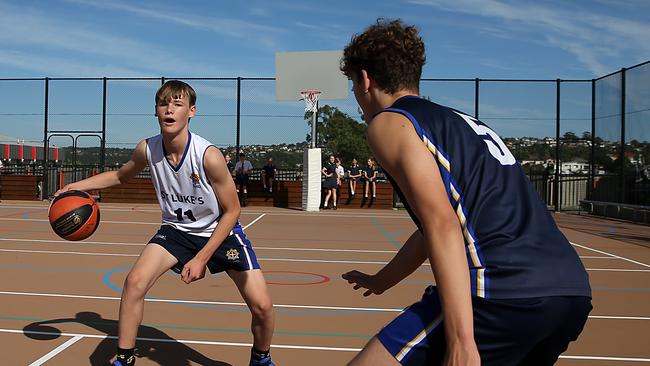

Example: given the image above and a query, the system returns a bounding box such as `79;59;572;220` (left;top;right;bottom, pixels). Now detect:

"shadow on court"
23;311;233;366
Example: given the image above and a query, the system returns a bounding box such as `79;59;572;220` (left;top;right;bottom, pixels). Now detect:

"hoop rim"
300;90;322;96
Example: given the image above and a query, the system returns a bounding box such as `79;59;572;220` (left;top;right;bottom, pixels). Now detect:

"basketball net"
300;90;321;113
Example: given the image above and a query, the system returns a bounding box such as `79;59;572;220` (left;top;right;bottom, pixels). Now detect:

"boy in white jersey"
55;80;277;366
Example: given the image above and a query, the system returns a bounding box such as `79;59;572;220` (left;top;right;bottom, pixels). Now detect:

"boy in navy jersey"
56;81;277;366
341;19;591;366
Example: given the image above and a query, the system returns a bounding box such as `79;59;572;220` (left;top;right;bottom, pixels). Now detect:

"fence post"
619;68;626;203
474;78;480;119
101;77;107;172
42;77;49;199
554;79;560;211
589;79;595;200
236;77;241;157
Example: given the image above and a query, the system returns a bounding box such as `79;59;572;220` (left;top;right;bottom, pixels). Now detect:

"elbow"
224;205;241;219
117;174;129;185
422;212;461;239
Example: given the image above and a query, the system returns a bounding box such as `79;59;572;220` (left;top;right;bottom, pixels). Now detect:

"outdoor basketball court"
0;201;648;365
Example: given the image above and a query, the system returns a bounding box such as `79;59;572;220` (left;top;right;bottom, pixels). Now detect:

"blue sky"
0;0;648;147
1;0;648;78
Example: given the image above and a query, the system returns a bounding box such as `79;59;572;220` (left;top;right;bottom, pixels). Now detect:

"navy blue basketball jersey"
376;96;590;299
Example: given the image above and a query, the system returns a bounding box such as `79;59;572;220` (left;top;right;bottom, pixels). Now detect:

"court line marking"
0;248;140;257
0;217;159;225
0;238;399;253
4;329;648;361
2;291;649;320
1;328;361;352
28;335;84;365
0;290;404;312
2;248;650;272
589;315;650;321
586;268;650;272
0;238;638;259
0;205;412;219
242;214;265;230
571;241;650;268
559;355;650;362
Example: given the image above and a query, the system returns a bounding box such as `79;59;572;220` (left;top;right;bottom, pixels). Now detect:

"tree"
562;131;578;141
306;105;371;164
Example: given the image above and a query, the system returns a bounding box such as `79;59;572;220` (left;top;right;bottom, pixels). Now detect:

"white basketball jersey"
146;132;221;237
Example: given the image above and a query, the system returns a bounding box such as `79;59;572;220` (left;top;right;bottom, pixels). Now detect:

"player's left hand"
181;257;207;284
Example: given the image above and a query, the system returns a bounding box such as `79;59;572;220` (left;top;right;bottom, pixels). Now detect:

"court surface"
0;201;648;365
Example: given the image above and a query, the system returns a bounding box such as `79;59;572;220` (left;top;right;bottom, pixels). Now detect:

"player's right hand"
342;270;385;297
52;185;73;199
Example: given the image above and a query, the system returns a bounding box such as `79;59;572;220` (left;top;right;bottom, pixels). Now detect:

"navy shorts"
235;174;249;186
378;286;592;366
148;224;261;274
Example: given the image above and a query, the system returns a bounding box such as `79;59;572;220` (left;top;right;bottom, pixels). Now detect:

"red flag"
31;146;37;161
4;144;9;160
53;147;59;162
18;144;24;161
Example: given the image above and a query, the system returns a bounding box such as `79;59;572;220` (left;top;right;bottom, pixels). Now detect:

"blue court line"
370;217;402;250
0;316;372;339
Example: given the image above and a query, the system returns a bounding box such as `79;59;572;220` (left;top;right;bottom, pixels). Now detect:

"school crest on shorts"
226;248;240;261
190;172;201;188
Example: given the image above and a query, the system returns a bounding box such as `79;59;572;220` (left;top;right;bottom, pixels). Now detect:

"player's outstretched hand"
342;270;385;297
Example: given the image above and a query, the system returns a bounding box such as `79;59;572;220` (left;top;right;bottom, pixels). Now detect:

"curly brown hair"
340;19;425;94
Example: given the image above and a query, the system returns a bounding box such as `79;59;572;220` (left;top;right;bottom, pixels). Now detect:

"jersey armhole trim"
380;108;425;139
202;145;219;185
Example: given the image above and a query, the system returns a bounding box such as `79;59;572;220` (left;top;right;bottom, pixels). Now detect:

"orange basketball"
48;190;100;241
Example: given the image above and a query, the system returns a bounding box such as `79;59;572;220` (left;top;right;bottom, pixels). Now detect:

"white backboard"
275;51;349;101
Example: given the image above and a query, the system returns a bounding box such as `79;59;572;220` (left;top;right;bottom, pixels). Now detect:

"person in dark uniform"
234;153;253;206
340;19;591;366
261;157;277;194
224;153;235;177
347;158;362;203
321;154;338;209
362;158;377;206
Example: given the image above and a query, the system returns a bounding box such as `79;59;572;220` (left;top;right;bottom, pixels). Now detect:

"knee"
123;270;149;296
250;300;274;321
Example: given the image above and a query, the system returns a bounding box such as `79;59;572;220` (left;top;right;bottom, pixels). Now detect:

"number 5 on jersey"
454;111;516;166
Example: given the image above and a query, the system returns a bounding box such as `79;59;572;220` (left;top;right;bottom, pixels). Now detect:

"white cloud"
0;2;251;77
65;0;285;42
0;50;147;77
405;0;650;76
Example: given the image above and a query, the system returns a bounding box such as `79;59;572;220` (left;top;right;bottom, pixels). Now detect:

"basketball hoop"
300;90;321;113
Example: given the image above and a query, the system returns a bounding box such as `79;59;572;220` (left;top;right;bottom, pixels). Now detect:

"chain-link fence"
1;60;648;210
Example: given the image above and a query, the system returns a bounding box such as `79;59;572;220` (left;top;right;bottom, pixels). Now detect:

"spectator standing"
224;154;235;177
234;153;253;206
362;158;377;206
321;154;338;210
261;157;277;194
347;158;362;203
335;157;345;199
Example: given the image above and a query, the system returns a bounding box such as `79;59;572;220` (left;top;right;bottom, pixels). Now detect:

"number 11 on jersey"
174;208;197;222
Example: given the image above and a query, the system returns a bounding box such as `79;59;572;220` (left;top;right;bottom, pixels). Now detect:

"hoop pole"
311;109;317;148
